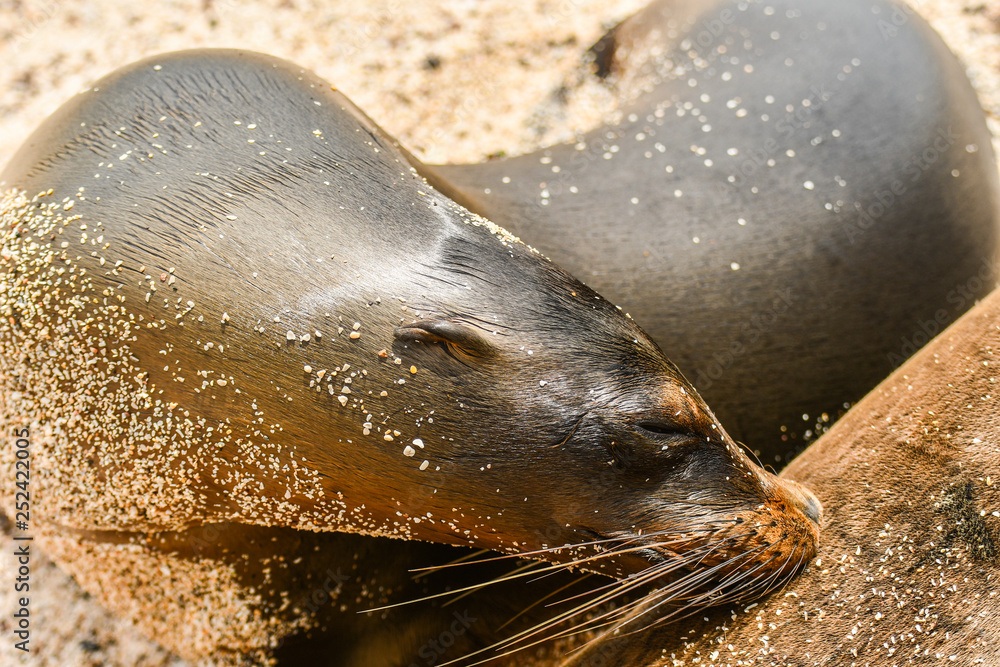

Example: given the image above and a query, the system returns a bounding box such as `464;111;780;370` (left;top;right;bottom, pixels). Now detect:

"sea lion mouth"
565;490;820;603
479;525;810;652
623;527;812;603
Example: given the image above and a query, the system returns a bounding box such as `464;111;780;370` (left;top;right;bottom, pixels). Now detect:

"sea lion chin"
0;46;819;662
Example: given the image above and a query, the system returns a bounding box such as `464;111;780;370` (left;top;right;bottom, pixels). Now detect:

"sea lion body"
434;0;1000;462
0;50;818;663
565;272;1000;667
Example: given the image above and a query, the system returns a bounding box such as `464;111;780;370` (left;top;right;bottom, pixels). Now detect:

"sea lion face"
0;49;819;615
377;220;821;600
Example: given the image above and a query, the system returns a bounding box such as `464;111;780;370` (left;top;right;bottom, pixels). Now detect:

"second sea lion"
432;0;1000;463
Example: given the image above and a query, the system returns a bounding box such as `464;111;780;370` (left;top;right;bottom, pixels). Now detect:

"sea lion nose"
785;480;823;527
780;478;823;526
801;494;822;526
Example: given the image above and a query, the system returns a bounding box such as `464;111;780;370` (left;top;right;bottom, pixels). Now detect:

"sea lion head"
0;49;820;619
382;223;822;605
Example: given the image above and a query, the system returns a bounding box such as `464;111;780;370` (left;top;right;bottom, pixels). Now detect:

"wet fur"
0;47;816;666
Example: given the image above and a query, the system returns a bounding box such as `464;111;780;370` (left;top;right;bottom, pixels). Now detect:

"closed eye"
636;421;694;440
393;320;495;367
412;338;479;368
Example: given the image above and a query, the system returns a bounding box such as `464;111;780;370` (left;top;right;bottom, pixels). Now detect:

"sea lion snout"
781;478;823;527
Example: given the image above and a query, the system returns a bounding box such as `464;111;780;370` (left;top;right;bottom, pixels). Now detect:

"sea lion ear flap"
393;319;497;360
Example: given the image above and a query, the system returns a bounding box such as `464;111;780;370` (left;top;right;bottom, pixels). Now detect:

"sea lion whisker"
626;520;751;542
398;533;745;620
691;545;800;608
440;560;549;608
751;540;809;599
526;542;699;579
594;527;749;560
447;556;689;664
410;548;493;580
726;536;806;598
509;531;731;584
565;600;687;655
631;568;730;609
406;531;678;574
477;593;653;663
751;558;798;599
548;565;679;607
548;548;711;609
495;573;595;632
605;530;759;575
546;535;760;607
691;573;773;609
537;595;668;654
364;559;557;613
706;546;786;592
635;543;772;606
696;568;782;610
604;528;715;550
544;549;748;639
549;558;761;657
529;534;743;589
385;533;731;618
435;592;621;667
736;440;769;471
673;534;760;570
710;562;779;600
406;550;533;572
598;559;769;641
782;545;810;587
597;597;709;643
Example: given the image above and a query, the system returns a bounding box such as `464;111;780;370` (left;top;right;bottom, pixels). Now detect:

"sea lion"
0;48;819;664
431;0;1000;463
561;276;1000;667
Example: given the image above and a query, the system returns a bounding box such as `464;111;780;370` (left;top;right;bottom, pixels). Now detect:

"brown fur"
0;49;819;665
563;287;1000;666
